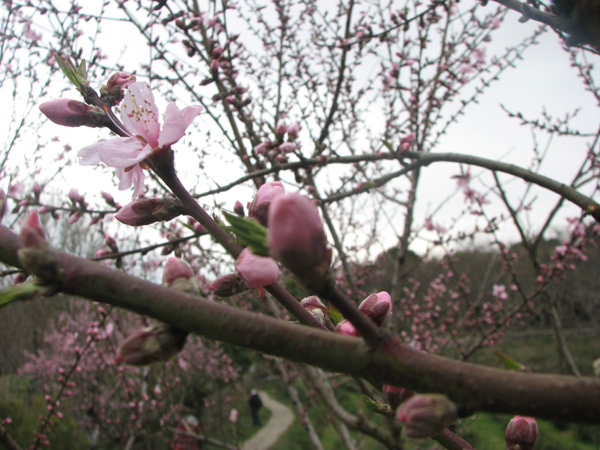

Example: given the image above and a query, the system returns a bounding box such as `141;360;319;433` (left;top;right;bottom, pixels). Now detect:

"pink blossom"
162;257;198;294
229;408;239;423
106;72;136;91
78;82;202;198
492;284;508;300
235;248;279;289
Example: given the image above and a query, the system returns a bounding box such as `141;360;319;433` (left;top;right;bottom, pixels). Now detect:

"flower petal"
120;82;161;148
158;103;203;148
115;165;146;198
79;137;151;168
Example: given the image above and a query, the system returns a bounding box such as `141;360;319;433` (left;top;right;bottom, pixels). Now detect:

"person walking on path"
248;390;263;426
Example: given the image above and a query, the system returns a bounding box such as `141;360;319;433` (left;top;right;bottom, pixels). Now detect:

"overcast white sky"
1;1;598;259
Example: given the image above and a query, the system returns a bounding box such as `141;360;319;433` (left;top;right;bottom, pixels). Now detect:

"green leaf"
381;139;395;153
327;305;343;325
0;282;47;308
363;395;393;416
54;54;88;92
493;350;527;371
222;210;270;256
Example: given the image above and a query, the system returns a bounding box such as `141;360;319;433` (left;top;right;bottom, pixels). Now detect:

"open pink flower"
78;82;202;198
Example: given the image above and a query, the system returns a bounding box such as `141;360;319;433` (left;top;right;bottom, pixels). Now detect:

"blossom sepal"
223;210;269;256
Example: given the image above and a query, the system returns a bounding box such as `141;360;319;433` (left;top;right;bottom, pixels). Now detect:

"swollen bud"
209;273;248;297
39;99;104;128
115;197;185;226
334;320;360;337
101;72;136;105
505;416;538;450
162;257;198;295
248;181;285;227
235;248;279;289
396;394;458;438
115;321;187;367
18;211;60;283
268;193;331;290
358;291;392;327
299;296;327;324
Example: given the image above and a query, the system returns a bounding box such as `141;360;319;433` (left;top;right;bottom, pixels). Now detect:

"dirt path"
241;391;294;450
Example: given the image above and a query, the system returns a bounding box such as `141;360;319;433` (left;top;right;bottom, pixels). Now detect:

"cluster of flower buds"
99;71;136;106
268;192;331;291
504;415;538;450
115;197;185;227
254;122;301;162
396;394;458;438
248;181;285;227
116;257;199;366
335;291;392;337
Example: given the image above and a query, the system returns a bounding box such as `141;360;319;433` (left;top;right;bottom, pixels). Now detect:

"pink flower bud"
396;394;458;438
505;416;538;450
234;200;245;217
115;322;188;367
399;133;415;152
209;273;248;297
39;99;98;127
68;188;85;205
248;181;285;227
358;291;392;327
287;122;300;140
278;142;298;153
254;141;274;155
384;385;415;411
21;211;46;248
229;409;238;423
101;191;116;207
106;71;136;90
268;193;330;288
115;198;184;226
334;320;360;337
275;121;287;136
235;248;279;289
162;257;198;294
299;296;327;324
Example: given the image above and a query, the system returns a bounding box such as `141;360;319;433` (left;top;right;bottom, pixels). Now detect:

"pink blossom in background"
235;247;279;289
229;408;238;423
78;82;202;198
492;284;508;301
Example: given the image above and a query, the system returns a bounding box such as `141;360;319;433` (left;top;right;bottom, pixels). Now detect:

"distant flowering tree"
1;1;600;450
